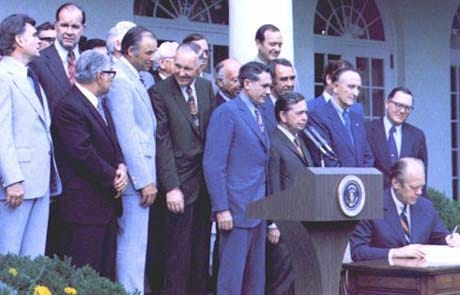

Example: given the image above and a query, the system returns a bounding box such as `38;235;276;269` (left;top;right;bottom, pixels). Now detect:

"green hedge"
0;254;133;295
427;187;460;231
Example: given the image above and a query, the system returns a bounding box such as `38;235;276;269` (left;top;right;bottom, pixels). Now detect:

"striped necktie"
400;204;411;243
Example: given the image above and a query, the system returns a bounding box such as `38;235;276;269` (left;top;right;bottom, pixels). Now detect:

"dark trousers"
162;192;211;295
146;196;166;295
266;238;295;295
45;200;61;257
59;220;117;281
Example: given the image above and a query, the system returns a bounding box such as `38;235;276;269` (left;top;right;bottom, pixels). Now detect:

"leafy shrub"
427;187;460;231
0;254;131;295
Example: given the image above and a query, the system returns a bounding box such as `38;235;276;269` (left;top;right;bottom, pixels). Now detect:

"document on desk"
422;245;460;266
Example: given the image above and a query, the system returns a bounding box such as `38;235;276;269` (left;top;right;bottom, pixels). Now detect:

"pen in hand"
451;225;458;239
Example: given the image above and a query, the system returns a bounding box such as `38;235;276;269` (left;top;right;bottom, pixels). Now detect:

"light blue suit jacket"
106;57;157;193
203;95;270;228
0;57;61;200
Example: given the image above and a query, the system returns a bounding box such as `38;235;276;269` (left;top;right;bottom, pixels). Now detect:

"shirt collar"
330;96;346;116
322;91;333;102
218;90;232;102
75;82;99;109
180;79;196;92
240;91;258;115
54;41;79;64
277;124;297;143
383;115;402;135
391;188;409;215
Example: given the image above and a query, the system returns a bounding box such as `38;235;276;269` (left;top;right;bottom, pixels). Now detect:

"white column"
229;0;294;65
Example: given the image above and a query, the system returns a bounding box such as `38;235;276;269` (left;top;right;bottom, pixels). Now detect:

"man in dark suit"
29;3;86;257
267;92;314;295
365;87;428;189
254;24;283;64
350;157;460;261
30;3;86;115
214;58;241;106
308;67;374;167
51;50;128;280
204;62;271;294
260;58;296;134
149;42;215;295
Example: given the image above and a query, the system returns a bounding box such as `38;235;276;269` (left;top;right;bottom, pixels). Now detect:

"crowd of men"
1;2;460;295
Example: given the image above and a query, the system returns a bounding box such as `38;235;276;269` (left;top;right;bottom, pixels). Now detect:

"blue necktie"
342;109;354;146
96;98;108;126
388;126;398;165
254;109;265;133
27;68;44;107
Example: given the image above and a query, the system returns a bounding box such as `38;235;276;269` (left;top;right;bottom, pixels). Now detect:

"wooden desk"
343;259;460;295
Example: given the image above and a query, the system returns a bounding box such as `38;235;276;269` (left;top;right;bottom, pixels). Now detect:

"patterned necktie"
96;98;108;126
254;109;265;133
342;109;355;147
67;50;76;84
400;204;411;243
186;86;199;128
388;126;398;165
27;68;44;107
294;137;305;160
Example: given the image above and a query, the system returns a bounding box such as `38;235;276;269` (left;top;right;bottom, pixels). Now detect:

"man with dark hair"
30;2;86;114
204;61;271;294
36;21;56;50
260;58;296;133
183;33;211;75
266;92;314;295
366;87;428;189
0;14;61;257
308;67;374;167
350;157;460;261
214;58;241;105
52;50;127;280
149;42;215;295
80;38;107;54
255;24;282;64
106;26;158;294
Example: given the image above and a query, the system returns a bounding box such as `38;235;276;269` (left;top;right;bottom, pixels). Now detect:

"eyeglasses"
388;99;414;112
39;37;55;43
101;70;116;79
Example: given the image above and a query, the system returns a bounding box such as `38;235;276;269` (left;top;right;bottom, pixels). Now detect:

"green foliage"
0;281;17;295
0;254;130;295
427;187;460;231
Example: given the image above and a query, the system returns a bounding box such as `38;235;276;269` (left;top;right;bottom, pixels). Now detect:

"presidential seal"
337;175;366;217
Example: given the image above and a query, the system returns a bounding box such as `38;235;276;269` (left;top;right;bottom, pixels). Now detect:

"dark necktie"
342;109;354;146
186;86;199;128
254;108;265;133
388;126;398;165
27;68;44;107
96;98;108;126
139;76;145;87
294;137;305;160
67;50;76;84
400;204;411;243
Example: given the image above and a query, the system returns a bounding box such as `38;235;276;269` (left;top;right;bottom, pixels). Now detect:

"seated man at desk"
350;157;460;261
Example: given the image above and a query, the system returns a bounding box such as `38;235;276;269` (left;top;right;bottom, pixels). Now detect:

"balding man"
152;41;179;83
149;42;215;295
214;58;241;105
350;157;460;261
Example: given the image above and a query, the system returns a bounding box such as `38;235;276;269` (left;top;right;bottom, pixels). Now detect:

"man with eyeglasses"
51;49;127;280
350;157;460;262
36;21;56;51
365;87;428;189
182;33;216;90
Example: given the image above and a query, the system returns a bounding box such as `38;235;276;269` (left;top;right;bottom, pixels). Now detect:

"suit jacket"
365;119;428;188
0;57;61;200
149;75;215;204
203;95;270;228
106;57;157;195
52;86;123;224
308;100;374;167
350;189;449;261
268;128;314;194
260;96;277;135
29;44;72;115
215;91;228;106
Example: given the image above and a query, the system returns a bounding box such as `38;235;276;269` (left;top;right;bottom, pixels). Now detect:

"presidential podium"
247;167;383;295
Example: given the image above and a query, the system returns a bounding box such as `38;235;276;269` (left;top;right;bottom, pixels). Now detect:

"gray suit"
0;56;61;257
106;56;157;294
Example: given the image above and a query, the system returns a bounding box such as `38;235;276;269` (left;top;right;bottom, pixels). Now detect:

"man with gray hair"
152;41;179;82
52;49;128;280
214;58;241;105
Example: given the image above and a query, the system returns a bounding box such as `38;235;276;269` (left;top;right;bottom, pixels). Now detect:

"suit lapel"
236;97;268;148
44;46;71;91
196;79;209;140
372;119;392;170
383;191;408;245
400;123;413;158
326;103;356;157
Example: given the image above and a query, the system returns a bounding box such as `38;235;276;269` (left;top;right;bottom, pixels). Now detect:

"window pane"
372;89;384;117
359;87;370;117
213;45;228;68
454;151;458;176
356;57;370;86
314;53;325;84
314;86;323;98
453;178;458;201
371;59;384;87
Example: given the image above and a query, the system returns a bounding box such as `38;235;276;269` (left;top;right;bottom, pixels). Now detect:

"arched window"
134;0;228;25
450;4;460;200
313;0;392;120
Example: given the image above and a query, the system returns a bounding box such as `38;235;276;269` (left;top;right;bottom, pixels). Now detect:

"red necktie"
67;51;76;84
